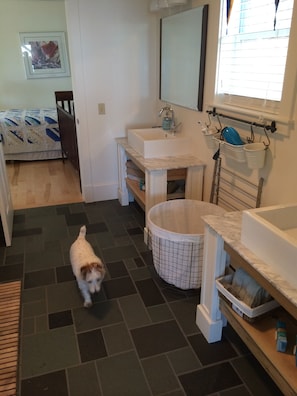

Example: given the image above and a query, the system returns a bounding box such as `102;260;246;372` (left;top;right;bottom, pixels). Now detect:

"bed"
0;107;62;161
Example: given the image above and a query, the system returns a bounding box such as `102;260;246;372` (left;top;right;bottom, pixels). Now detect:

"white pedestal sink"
127;128;192;158
241;203;297;287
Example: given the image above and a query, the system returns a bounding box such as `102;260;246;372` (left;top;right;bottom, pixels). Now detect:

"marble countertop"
116;137;205;171
203;211;297;314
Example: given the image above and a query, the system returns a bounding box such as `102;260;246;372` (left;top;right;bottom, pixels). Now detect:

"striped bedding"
0;108;62;160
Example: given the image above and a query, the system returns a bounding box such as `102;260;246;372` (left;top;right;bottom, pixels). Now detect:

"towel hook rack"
247;123;255;143
207;107;277;133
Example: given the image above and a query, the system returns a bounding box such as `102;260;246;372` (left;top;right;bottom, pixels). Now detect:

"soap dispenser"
162;115;172;131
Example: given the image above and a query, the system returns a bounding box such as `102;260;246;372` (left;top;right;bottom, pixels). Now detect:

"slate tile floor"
0;200;283;396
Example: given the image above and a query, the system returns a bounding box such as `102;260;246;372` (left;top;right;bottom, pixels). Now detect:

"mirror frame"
159;5;209;111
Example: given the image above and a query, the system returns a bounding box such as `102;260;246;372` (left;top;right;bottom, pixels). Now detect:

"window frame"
212;0;297;127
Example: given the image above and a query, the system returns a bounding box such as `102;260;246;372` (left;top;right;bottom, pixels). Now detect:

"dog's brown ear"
80;265;90;279
95;262;104;271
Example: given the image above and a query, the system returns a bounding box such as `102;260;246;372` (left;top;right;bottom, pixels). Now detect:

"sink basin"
127;128;192;158
241;203;297;286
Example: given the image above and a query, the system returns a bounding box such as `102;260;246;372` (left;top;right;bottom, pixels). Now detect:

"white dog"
70;225;106;307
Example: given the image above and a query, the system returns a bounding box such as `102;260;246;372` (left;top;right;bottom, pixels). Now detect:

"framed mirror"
160;5;208;111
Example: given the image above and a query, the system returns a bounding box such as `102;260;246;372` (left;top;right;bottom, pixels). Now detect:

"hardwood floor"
6;159;83;210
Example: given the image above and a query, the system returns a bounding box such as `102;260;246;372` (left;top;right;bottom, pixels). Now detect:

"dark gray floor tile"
14;213;26;224
118;294;150;329
25;234;45;253
147;303;173;323
0;263;23;281
220;385;251;396
65;212;88;226
130;266;152;281
105;260;128;278
223;324;251;356
136;278;165;306
127;227;143;235
167;347;201;374
85;222;108;233
13;227;42;238
36;315;48;332
21;326;79;378
73;300;123;332
49;310;73;329
141;250;154;265
179;362;242;396
231;354;283;396
22;317;35;336
24;268;55;289
67;362;102;396
169;297;200;335
4;237;25;256
188;333;238;365
21;370;68;396
131;320;188;358
23;299;47;318
103;276;137;299
56;265;74;283
134;256;146;267
102;244;139;262
47;281;83;313
4;253;23;265
77;329;107;362
25;245;64;271
102;322;133;355
96;351;151;396
162;284;200;302
22;286;45;303
141;354;181;395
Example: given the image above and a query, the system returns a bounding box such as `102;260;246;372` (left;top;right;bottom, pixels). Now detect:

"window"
215;0;295;121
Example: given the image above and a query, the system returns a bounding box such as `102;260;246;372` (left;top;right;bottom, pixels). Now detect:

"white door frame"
0;135;13;246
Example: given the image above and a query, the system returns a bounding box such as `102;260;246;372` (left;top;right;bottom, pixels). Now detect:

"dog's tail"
78;225;87;239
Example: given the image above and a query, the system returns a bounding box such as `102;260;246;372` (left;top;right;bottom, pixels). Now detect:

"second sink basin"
127;128;192;158
241;203;297;287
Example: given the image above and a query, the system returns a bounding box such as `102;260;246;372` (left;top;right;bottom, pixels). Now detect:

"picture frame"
19;32;70;79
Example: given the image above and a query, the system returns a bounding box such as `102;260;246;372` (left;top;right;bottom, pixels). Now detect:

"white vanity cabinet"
116;138;205;233
196;211;297;396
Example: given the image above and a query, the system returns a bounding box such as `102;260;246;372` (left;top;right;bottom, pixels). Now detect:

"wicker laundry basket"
147;200;225;289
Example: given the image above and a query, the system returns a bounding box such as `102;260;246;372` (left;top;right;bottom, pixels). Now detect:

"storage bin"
244;142;266;169
147;200;226;289
220;140;246;162
212;137;246;163
202;130;221;150
216;274;279;322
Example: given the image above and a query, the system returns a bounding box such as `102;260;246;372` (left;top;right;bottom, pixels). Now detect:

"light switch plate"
98;103;105;115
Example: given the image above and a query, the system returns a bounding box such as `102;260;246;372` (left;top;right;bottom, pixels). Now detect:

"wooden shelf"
126;178;145;210
167;168;187;181
220;300;297;396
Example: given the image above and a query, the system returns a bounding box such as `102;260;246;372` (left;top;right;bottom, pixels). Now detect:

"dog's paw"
84;301;92;308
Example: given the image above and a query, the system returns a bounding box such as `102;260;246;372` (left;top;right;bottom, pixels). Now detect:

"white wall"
0;0;72;109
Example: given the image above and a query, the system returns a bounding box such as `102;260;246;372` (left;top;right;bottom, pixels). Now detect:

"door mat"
0;281;21;396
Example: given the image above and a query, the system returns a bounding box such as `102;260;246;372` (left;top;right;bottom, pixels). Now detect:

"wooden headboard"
55;91;80;176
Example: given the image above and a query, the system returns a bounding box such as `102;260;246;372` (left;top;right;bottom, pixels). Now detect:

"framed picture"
20;32;70;79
